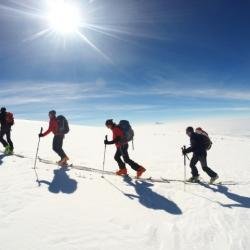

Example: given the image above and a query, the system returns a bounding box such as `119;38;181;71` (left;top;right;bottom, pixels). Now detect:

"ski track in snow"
0;119;249;250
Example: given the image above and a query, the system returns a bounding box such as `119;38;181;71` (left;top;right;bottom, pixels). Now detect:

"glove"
39;133;43;138
182;148;187;155
104;140;113;145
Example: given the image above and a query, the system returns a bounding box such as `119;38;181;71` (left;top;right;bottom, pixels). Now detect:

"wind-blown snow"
0;119;249;250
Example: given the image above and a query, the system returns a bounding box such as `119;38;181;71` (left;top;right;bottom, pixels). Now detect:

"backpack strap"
132;139;135;150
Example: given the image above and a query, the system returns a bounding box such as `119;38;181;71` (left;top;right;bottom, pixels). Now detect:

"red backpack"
6;112;14;126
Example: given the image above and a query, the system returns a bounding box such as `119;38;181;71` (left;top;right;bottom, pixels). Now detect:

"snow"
0;119;249;250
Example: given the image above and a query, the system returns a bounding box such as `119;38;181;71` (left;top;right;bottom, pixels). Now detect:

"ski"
38;157;170;183
0;150;25;158
121;175;170;183
161;178;237;186
125;176;170;183
39;157;118;175
37;158;238;185
38;157;73;168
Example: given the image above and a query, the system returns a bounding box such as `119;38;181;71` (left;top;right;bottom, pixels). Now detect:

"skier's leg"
114;148;126;169
6;130;13;150
52;135;59;156
57;135;66;159
199;155;217;178
190;155;199;177
0;130;8;148
121;144;140;171
53;135;65;159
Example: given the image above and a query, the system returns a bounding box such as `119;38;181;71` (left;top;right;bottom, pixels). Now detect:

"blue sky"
0;0;250;125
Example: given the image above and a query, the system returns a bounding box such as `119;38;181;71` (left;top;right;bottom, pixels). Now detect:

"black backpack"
118;120;134;143
199;134;212;150
57;115;69;134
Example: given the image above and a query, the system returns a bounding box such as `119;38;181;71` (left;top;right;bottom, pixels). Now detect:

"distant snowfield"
0;118;249;250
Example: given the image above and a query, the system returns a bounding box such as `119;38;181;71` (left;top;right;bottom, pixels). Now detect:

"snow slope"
0;119;249;250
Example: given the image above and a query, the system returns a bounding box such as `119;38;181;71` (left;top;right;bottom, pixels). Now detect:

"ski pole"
34;127;43;169
101;135;108;178
33;127;43;184
185;153;190;161
183;146;186;169
182;146;187;191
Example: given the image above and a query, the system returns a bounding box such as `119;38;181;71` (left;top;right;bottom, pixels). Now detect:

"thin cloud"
1;81;250;107
151;87;250;101
0;80;109;105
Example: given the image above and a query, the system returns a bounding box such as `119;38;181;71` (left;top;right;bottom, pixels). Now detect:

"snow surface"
0;119;249;250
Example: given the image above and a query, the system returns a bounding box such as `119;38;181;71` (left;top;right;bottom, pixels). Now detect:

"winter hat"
105;119;114;126
186;126;194;133
0;107;6;113
49;110;56;116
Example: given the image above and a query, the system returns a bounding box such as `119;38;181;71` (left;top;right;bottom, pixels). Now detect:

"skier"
0;107;14;154
104;119;146;178
182;126;219;183
39;110;69;166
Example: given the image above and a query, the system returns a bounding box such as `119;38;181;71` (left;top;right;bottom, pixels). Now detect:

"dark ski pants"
0;129;13;150
53;135;66;159
114;144;140;171
190;154;217;178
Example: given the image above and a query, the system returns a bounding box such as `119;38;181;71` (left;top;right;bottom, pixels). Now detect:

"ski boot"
58;156;69;167
116;168;127;176
186;176;200;183
8;148;14;155
136;166;146;178
209;175;219;184
4;145;12;155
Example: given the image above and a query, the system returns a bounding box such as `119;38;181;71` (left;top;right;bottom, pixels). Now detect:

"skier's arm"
0;113;4;123
184;137;197;154
41;127;52;137
184;146;192;154
41;120;54;137
104;136;121;145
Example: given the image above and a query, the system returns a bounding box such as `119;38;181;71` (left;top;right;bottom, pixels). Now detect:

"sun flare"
47;0;81;35
1;0;132;61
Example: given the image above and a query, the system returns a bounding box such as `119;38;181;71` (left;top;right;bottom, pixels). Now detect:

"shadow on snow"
0;153;7;166
38;168;77;194
123;176;182;215
199;182;250;208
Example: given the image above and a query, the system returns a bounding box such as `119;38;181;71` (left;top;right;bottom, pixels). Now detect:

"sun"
0;0;162;62
47;0;81;35
12;0;119;61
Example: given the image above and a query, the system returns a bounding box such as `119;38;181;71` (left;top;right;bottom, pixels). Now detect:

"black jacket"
185;132;207;156
0;111;11;131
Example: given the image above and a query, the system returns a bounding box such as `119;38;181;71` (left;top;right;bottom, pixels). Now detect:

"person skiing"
104;119;146;178
0;107;14;154
39;110;69;166
182;126;219;183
